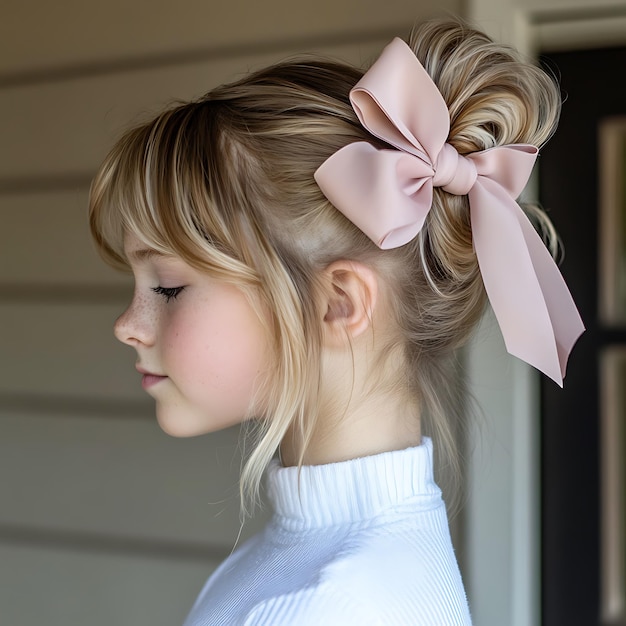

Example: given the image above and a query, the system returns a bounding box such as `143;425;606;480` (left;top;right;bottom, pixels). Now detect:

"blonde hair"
89;19;561;512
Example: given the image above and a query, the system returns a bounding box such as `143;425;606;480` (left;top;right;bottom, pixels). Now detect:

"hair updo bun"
386;20;561;484
407;19;561;302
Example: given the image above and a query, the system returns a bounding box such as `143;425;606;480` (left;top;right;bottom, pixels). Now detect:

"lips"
136;365;167;390
141;374;167;389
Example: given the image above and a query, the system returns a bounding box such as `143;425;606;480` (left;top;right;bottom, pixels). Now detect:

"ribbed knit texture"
182;438;472;625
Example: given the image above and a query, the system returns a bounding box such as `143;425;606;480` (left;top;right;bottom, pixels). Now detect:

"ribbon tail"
516;205;585;377
470;179;584;386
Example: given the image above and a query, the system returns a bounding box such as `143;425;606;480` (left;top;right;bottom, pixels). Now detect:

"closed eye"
152;286;185;302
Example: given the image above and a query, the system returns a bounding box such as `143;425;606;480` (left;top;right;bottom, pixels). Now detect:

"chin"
155;406;209;438
155;404;241;438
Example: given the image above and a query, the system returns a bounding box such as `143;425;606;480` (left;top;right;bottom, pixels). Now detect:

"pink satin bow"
314;37;584;386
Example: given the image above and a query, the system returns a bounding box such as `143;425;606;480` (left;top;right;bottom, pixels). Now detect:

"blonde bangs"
88;104;259;287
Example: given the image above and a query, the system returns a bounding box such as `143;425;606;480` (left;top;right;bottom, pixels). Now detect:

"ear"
321;260;378;346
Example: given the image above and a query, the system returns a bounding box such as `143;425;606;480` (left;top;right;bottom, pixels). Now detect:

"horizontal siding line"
0;283;131;304
531;5;626;25
0;392;152;419
0;172;93;195
0;522;229;564
0;26;401;90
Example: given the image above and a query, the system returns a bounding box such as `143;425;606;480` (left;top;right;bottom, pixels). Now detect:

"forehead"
123;233;170;263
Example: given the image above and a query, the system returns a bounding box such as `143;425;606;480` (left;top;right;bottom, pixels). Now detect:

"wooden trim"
0;26;402;89
534;15;626;52
0;283;131;305
600;349;626;624
0;173;93;195
0;392;152;419
598;118;626;325
0;522;228;563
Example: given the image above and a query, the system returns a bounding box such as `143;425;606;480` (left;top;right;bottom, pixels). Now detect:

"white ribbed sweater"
182;438;472;625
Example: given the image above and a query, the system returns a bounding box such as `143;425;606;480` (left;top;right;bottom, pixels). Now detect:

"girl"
89;18;583;626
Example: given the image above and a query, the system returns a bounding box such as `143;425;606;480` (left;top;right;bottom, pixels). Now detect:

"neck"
280;358;421;467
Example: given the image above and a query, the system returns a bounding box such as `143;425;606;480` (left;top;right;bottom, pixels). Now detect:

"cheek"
165;296;269;398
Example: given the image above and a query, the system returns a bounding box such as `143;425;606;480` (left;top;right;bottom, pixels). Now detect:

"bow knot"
433;143;477;195
314;37;584;385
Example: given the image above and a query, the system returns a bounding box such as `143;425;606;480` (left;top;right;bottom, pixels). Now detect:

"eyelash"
151;286;185;302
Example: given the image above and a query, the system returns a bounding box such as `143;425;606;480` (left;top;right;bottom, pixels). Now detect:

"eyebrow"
128;248;167;262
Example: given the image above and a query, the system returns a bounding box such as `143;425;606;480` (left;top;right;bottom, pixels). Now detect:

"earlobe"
321;261;378;345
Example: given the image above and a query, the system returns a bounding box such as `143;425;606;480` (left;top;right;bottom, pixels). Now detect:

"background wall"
0;2;461;625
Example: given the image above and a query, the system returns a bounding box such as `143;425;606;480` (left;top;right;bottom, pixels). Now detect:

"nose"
114;293;155;347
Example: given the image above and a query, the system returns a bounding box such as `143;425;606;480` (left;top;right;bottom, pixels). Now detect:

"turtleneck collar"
267;437;441;531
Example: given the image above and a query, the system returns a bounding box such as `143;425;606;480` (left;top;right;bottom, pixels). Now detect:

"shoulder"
244;521;472;625
336;525;470;618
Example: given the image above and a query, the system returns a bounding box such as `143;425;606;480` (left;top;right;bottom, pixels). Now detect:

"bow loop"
468;144;539;198
350;38;449;161
315;143;435;249
314;37;584;384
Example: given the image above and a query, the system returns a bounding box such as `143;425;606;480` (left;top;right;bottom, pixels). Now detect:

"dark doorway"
540;46;626;626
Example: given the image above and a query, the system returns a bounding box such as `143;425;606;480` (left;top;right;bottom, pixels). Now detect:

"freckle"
129;293;158;327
